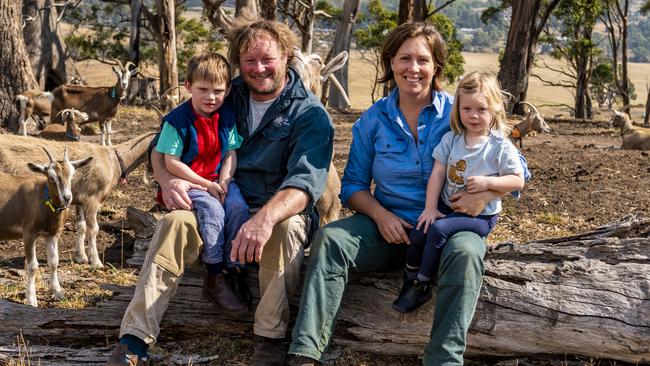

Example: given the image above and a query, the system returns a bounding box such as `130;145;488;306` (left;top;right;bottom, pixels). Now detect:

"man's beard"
247;68;287;95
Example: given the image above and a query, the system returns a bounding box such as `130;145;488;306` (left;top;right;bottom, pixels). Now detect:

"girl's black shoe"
392;279;432;313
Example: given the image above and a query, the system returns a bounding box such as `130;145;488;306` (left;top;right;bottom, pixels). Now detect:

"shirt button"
416;160;420;165
386;144;390;148
419;140;424;144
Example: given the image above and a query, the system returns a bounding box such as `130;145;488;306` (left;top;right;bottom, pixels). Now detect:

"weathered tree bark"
324;0;359;109
498;0;560;115
602;0;631;115
129;0;143;65
398;0;413;24
22;0;67;90
643;88;650;127
0;0;38;132
155;0;178;98
1;216;649;364
259;0;276;20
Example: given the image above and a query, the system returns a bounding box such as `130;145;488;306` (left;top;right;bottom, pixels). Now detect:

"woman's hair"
227;19;297;71
378;22;447;91
450;71;510;135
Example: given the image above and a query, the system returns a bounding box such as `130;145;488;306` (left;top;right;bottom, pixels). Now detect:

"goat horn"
125;61;137;73
150;105;164;119
42;147;55;163
327;74;351;108
519;101;540;116
110;58;124;68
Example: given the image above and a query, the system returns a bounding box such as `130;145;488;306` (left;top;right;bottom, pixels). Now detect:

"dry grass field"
76;50;650;119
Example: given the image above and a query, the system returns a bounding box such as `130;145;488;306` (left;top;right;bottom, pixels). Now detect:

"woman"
288;22;513;365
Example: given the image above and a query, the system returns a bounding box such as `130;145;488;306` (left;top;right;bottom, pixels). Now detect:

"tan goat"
14;90;53;136
0;147;92;307
290;48;349;226
609;110;650;150
50;59;137;146
509;101;551;148
0;131;157;267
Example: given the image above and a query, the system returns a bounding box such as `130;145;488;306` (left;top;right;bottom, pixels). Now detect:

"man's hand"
373;209;413;244
160;178;206;210
230;213;274;263
449;190;494;217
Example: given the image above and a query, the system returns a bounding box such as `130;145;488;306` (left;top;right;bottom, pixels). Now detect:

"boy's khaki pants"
119;209;308;344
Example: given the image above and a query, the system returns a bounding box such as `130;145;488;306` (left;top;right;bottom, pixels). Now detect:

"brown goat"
509;101;551;148
50;59;137;145
0;131;156;267
14;90;53;136
0;147;92;307
609;110;650;150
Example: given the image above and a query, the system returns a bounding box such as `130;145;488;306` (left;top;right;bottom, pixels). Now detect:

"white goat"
0;131;157;267
609;110;650;150
509;101;551;148
0;147;92;307
14;90;54;136
50;59;137;146
290;48;349;226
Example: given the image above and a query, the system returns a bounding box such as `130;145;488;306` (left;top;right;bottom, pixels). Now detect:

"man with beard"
105;20;334;366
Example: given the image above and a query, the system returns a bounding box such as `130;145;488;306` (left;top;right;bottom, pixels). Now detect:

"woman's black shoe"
392;279;432;313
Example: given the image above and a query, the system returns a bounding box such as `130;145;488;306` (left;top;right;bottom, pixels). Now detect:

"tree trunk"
398;0;413;24
643;88;650;127
129;0;143;65
413;0;427;21
1;215;649;365
0;0;38;132
235;0;259;17
326;0;360;109
620;1;630;114
259;0;276;19
299;0;315;53
498;0;559;115
156;0;178;98
22;0;66;91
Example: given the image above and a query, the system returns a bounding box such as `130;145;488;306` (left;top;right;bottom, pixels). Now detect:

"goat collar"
114;149;128;185
510;126;521;138
43;185;66;214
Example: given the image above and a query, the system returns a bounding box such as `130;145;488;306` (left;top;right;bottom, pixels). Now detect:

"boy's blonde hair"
186;53;231;86
450;71;510;135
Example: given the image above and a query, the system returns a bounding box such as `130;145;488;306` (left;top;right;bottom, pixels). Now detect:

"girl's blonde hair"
450;71;510;135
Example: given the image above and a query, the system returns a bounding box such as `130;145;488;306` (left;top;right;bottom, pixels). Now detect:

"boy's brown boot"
202;273;247;314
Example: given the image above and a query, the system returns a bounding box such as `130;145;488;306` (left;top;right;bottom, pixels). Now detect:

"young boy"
155;53;249;314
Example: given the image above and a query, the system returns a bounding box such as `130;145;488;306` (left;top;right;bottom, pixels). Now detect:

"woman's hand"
160;177;206;210
416;208;446;233
373;209;413;244
449;190;498;217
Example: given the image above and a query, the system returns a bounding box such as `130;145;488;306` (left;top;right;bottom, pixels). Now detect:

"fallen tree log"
1;213;648;364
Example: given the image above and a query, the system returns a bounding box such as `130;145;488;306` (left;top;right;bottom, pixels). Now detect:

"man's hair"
450;71;511;135
227;19;297;70
378;22;447;91
186;53;232;86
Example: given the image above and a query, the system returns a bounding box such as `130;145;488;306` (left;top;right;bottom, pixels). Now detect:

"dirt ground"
1;107;648;365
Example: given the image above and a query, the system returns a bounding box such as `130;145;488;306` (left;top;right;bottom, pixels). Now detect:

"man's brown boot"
250;335;285;366
202;272;247;314
104;344;149;366
288;355;321;366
